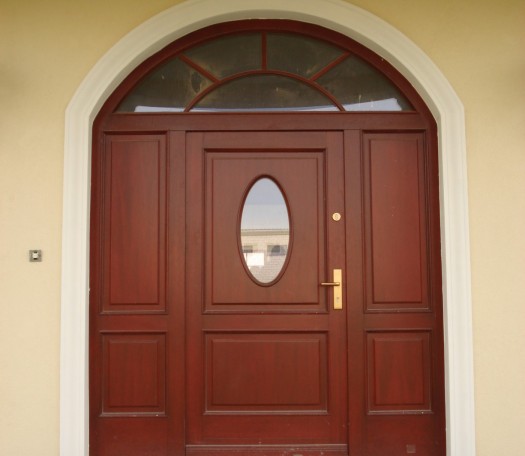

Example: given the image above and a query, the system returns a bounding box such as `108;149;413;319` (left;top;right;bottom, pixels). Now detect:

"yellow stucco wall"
0;1;523;455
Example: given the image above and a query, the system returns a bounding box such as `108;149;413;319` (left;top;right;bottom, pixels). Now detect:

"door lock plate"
321;269;343;310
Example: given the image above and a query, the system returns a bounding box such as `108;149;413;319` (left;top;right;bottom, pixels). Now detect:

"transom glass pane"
192;75;338;112
317;55;413;111
116;58;212;112
240;178;290;284
266;33;344;78
183;33;261;79
116;30;415;113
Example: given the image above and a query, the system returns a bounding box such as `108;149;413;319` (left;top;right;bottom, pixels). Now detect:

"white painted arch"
60;0;475;455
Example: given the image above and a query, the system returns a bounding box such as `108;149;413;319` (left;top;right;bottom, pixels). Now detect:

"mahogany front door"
90;121;444;456
185;131;347;455
90;20;445;456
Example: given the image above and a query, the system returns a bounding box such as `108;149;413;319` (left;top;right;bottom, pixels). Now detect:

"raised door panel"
95;421;169;456
101;333;166;416
101;134;167;313
207;152;325;311
366;331;432;414
206;332;327;412
363;133;429;311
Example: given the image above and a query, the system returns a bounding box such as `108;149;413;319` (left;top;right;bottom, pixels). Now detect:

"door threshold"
186;444;348;456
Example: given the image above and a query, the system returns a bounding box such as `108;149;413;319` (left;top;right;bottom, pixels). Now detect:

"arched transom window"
117;30;413;113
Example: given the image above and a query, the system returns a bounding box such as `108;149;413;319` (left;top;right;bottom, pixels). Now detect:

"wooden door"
89;131;187;456
185;131;347;455
344;131;445;456
90;122;444;456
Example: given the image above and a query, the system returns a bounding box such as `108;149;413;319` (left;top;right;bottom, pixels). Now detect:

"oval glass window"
240;178;290;284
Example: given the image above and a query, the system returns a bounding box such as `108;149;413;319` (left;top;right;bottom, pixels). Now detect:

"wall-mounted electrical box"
29;250;42;262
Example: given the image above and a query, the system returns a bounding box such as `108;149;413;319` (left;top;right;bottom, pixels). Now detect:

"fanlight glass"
183;33;262;79
317;55;413;111
117;58;212;112
192;75;338;112
116;31;413;113
266;32;344;78
240;178;290;284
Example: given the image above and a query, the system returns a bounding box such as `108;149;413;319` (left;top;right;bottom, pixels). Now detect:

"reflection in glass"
267;33;344;78
183;33;261;79
117;58;212;112
240;178;290;284
192;75;338;111
317;55;413;111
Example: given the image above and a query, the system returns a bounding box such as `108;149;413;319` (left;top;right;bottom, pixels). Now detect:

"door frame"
60;1;475;455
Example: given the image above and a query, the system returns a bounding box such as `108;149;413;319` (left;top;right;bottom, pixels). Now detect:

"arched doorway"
89;20;444;455
60;2;476;456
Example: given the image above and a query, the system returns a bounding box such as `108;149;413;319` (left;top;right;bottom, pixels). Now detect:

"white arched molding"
61;0;475;455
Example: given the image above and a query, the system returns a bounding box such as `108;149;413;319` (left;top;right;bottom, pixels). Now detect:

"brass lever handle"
320;269;343;310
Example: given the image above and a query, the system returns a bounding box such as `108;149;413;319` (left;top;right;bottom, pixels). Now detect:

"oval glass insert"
240;178;290;284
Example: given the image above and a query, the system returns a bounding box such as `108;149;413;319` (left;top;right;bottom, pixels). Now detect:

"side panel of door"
346;131;445;456
90;132;186;456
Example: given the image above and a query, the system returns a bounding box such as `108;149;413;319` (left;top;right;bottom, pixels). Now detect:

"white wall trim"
60;1;475;455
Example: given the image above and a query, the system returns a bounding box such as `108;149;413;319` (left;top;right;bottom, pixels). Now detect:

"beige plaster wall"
0;1;523;455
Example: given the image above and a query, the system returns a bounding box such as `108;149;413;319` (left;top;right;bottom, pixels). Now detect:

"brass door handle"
320;269;342;310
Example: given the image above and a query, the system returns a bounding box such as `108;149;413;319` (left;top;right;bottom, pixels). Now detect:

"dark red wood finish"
364;133;430;311
90;130;187;455
90;20;445;456
344;128;445;456
185;132;347;455
102;134;167;313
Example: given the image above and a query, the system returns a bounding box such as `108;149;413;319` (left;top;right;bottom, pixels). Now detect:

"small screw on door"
332;212;342;221
29;250;42;262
